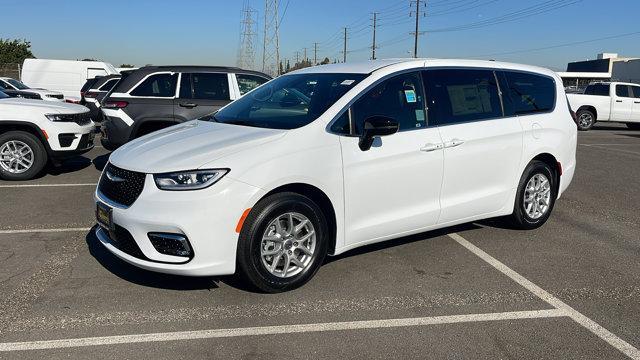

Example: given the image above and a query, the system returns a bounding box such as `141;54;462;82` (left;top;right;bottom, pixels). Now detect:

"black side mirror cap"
359;116;399;151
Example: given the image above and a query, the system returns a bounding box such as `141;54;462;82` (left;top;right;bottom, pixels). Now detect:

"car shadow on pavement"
324;223;480;265
92;154;110;172
43;156;92;177
85;228;220;291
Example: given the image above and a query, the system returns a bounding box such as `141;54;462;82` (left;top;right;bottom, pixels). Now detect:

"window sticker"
341;79;355;86
415;109;426;122
404;89;417;103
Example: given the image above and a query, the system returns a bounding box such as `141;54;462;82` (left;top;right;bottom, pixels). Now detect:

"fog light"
148;233;192;258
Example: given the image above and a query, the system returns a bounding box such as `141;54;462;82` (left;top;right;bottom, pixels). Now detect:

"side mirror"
359;116;399;151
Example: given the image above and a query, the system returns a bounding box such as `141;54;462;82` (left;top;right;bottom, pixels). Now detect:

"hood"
109;120;287;173
0;98;88;113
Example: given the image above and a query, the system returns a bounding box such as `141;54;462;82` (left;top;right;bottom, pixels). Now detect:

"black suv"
80;74;122;122
100;66;270;150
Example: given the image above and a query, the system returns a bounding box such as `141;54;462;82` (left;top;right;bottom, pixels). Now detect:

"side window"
351;71;427;134
0;80;9;90
179;73;192;99
424;69;502;125
616;85;631;98
584;84;610;96
330;110;351;135
192;73;230;100
130;73;177;97
503;71;556;115
98;79;119;91
631;86;640;99
236;74;269;95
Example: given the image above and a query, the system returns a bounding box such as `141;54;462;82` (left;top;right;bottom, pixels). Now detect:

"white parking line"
0;309;564;352
0;183;97;188
0;227;92;235
448;233;640;360
579;144;640;156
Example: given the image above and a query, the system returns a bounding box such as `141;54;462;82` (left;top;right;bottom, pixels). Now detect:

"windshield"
7;79;29;90
210;73;366;130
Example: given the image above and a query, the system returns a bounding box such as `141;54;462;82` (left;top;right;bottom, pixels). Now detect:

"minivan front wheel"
507;160;557;230
236;192;328;293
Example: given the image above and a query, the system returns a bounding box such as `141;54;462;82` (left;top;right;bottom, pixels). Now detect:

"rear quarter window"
503;71;556;115
583;84;610;96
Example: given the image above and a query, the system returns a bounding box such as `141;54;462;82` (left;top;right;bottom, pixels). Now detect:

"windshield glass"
210;73;366;129
7;79;29;90
0;91;8;99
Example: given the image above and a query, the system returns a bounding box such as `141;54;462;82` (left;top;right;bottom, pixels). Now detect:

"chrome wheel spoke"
296;245;312;256
523;173;552;220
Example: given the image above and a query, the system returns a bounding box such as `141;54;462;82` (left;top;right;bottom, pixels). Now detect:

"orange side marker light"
236;208;252;233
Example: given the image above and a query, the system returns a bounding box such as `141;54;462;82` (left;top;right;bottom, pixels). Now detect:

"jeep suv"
100;66;270;150
0;91;95;180
80;74;122;123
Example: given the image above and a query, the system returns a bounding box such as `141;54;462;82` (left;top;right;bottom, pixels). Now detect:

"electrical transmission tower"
410;0;427;58
237;2;258;70
262;0;280;76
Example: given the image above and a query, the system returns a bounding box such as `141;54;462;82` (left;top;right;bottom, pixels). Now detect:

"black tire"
0;131;47;181
626;123;640;130
506;160;557;230
576;109;596;131
100;137;118;151
236;192;329;293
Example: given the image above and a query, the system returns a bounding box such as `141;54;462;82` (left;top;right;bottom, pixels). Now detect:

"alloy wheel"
260;212;316;278
523;173;551;220
0;140;34;174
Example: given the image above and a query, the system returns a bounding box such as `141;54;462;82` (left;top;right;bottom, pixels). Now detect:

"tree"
279;61;284;75
285;60;291;73
81;58;98;61
320;57;330;65
0;39;35;64
119;64;135;68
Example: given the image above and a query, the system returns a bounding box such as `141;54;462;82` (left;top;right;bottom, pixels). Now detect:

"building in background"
558;53;640;92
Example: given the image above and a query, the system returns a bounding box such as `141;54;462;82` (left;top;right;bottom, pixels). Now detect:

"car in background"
0;77;65;101
94;59;576;292
0;91;95;180
567;82;640;130
80;74;121;122
100;66;270;150
0;88;43;100
21;58;119;101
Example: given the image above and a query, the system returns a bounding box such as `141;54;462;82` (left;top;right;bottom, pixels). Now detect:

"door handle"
444;138;465;148
616;100;623;103
420;143;443;152
179;102;197;108
635;101;640;104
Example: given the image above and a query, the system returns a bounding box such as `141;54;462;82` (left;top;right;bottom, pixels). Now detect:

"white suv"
95;59;577;292
0;91;95;180
0;77;65;102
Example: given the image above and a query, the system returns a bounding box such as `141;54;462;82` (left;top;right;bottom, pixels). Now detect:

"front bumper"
95;174;263;276
43;120;96;157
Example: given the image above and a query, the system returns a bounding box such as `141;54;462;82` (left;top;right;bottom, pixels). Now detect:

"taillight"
103;100;128;109
85;91;99;98
65;98;80;104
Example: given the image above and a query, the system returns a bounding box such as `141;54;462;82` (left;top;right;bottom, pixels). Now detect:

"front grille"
109;225;147;260
46;94;64;99
59;112;93;125
98;163;146;207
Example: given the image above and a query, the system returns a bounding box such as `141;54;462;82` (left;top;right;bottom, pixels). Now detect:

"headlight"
45;114;65;121
153;169;229;191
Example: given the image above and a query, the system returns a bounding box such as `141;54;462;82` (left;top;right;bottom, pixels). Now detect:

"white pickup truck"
567;82;640;131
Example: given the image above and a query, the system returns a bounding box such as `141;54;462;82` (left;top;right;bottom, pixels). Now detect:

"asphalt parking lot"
0;124;639;359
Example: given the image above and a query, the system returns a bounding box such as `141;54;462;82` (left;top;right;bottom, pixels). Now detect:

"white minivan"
95;59;577;292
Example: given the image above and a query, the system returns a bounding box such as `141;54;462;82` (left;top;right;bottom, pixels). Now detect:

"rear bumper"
101;114;132;149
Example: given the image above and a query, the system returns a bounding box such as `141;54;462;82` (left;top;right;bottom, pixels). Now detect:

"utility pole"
295;51;300;64
313;42;319;65
342;27;348;63
303;47;308;63
410;0;426;58
371;12;378;60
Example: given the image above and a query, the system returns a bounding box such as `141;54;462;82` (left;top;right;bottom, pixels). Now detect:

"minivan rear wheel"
507;160;557;230
236;192;328;293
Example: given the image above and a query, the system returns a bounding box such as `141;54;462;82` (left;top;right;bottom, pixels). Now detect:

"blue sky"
2;0;639;71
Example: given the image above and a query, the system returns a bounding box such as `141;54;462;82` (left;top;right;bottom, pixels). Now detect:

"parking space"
1;126;639;359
